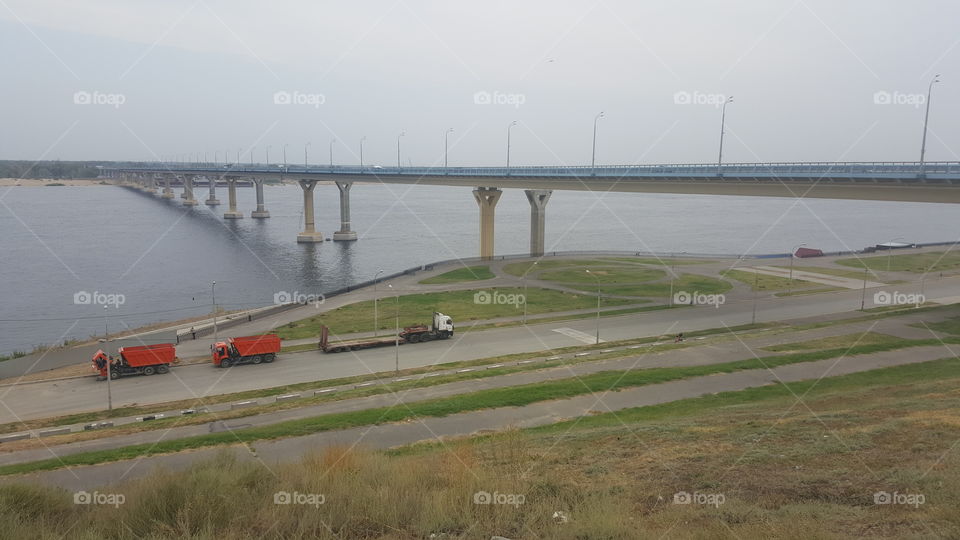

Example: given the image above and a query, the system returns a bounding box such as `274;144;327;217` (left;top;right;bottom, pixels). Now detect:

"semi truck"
91;343;177;380
212;334;282;368
319;312;454;353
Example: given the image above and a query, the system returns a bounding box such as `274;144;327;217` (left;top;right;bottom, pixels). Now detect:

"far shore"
0;178;110;187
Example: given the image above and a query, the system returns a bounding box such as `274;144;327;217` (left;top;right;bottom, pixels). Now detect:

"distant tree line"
0;160;141;179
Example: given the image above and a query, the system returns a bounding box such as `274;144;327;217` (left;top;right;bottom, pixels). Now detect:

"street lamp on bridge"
266;145;271;165
283;143;289;171
717;96;734;175
506;120;517;171
397;131;405;169
329;138;337;167
360;136;366;169
444;128;454;169
591;111;604;175
304;142;311;167
919;74;940;176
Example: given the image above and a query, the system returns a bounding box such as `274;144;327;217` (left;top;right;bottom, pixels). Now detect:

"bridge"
107;161;960;259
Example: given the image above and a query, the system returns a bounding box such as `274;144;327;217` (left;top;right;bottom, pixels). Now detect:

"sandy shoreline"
0;178;110;187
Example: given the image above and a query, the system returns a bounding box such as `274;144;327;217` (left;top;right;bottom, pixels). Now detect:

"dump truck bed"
231;334;282;356
119;343;176;367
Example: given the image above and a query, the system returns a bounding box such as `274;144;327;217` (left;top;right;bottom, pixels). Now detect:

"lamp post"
103;305;112;411
751;270;759;324
717;96;734;175
266;145;271;165
591;111;604;175
304;142;311;167
585;270;601;344
373;268;384;336
444;128;454;169
787;243;806;295
521;261;538;324
886;237;904;271
919;74;940;176
212;281;218;341
250;147;255;166
506;120;517;170
860;266;869;310
397;131;405;169
360;136;366;169
387;284;399;374
329;138;336;167
283;143;288;172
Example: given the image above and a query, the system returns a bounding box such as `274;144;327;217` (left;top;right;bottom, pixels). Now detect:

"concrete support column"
297;179;324;243
205;176;220;205
525;189;552;257
332;181;358;241
146;175;158;193
251;178;270;218
473;187;502;260
161;175;174;199
182;175;198;206
223;178;243;218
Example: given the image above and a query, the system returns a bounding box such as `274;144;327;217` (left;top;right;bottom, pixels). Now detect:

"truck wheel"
251;355;262;365
157;365;170;374
264;354;275;363
110;370;120;380
143;366;156;376
407;334;420;343
220;359;232;368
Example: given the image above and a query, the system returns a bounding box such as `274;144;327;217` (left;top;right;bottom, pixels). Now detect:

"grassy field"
502;258;617;276
418;265;495;284
538;269;730;297
276;288;633;339
537;265;666;285
773;264;884;281
601;256;710;265
723;268;815;291
761;331;904;352
3;358;958;538
836;250;960;273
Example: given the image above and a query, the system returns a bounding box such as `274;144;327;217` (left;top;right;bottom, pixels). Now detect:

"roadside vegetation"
418;265;495;284
2;357;957;538
722;268;815;291
276;288;633;339
837;250;960;273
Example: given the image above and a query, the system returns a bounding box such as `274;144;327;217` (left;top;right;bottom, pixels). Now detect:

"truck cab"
211;342;231;365
433;312;454;335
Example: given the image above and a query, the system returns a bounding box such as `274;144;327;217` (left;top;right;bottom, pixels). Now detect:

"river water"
1;183;958;354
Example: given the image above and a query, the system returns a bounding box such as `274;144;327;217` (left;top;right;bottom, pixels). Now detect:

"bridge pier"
251;178;270;218
182;175;198;206
161;175;174;199
205;176;220;205
473;187;502;260
332;181;358;241
525;189;552;257
223;178;243;218
296;179;324;243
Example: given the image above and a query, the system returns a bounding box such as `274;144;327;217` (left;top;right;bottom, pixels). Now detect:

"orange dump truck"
91;343;177;380
211;334;282;368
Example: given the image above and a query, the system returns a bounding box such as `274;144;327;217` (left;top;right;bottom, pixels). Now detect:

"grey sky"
0;0;957;167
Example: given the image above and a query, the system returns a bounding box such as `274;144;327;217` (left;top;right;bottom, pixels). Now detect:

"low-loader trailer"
319;312;454;353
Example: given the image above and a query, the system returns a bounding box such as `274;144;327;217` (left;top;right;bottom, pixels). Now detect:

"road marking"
552;327;606;344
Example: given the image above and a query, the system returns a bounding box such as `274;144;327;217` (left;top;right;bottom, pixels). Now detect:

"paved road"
6;343;947;492
0;273;954;423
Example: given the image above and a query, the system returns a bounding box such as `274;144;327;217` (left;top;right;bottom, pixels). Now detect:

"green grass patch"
602;257;710;266
912;315;960;336
502;259;617;277
276;287;634;339
546;272;730;298
761;332;905;352
537;266;666;285
0;336;942;476
772;265;887;281
836;250;960;273
418;265;495;284
722;269;813;291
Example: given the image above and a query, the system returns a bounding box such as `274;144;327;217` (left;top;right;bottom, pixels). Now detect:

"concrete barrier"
39;427;71;437
0;432;31;443
231;400;258;410
275;393;300;402
313;388;337;396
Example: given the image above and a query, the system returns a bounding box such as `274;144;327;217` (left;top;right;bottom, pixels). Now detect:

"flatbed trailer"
319;312;454;353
